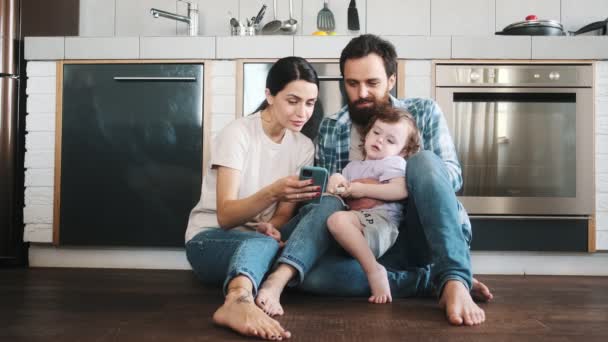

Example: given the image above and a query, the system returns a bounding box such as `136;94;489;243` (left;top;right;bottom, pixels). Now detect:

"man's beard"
347;92;390;126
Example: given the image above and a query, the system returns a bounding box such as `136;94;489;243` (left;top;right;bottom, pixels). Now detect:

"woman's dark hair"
253;56;319;114
359;105;421;159
339;34;397;78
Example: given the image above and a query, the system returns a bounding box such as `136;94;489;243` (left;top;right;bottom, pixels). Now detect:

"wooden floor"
1;268;608;341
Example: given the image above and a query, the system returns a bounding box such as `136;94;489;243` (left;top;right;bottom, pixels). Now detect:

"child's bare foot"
213;288;291;340
439;280;486;326
367;263;392;304
471;278;493;302
256;275;286;316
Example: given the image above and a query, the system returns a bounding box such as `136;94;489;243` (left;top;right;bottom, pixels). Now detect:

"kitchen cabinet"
58;63;203;247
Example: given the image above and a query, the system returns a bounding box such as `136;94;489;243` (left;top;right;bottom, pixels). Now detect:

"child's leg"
327;211;392;303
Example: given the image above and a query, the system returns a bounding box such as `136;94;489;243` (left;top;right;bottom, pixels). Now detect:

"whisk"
316;0;335;32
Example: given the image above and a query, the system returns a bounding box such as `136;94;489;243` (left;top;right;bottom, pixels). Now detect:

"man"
309;34;492;326
254;34;493;329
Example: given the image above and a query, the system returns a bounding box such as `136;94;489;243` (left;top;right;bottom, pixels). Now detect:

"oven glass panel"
451;92;576;197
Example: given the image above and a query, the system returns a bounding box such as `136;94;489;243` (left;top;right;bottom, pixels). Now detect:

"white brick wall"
596;61;608;250
23;61;57;243
404;60;432;99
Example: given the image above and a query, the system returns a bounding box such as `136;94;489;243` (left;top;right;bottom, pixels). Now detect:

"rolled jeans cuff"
437;274;471;298
276;255;306;287
223;268;260;297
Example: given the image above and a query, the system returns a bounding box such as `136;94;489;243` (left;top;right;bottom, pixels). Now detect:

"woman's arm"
267;201;298;229
216;166;318;229
346;177;407;201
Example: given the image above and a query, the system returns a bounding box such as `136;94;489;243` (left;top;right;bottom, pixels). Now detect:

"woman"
185;57;320;340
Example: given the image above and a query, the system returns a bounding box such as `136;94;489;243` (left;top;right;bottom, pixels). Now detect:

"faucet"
151;0;199;36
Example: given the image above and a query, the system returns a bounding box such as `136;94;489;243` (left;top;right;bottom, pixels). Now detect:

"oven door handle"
470;215;589;220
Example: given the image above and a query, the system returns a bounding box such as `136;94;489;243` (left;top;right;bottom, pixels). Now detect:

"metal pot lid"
503;19;564;31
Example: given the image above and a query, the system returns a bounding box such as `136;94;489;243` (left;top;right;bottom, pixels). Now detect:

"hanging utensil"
254;4;267;25
347;0;360;31
262;0;282;34
317;0;335;33
280;0;297;34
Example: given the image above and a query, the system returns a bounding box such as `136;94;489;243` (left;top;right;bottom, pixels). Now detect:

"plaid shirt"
315;96;471;233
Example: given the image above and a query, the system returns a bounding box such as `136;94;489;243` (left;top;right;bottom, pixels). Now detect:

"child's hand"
252;222;285;247
328;173;349;195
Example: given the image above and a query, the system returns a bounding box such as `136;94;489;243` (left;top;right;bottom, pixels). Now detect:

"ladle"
280;0;297;34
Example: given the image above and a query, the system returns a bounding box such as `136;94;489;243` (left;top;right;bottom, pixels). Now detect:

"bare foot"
439;280;486;326
367;263;392;304
471;278;493;302
256;275;286;317
213;288;291;340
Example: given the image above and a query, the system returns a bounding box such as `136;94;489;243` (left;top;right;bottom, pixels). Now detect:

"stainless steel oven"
435;64;594;216
240;61;397;140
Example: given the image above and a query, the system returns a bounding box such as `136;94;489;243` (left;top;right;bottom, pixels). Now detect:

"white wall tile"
598;157;608;174
431;0;495;36
26;62;57;77
210;61;236;77
452;36;531;59
23;224;53;243
532;36;608;59
24;151;54;169
140;37;215;58
197;0;239;36
25;187;54;206
597;231;608;250
293;36;354;58
562;0;608;32
495;0;561;32
599;194;608;211
116;0;177;36
405;60;431;77
26;95;56;114
211;95;236;114
23;205;53;224
25;114;54;132
24;38;65;60
368;0;429;35
386;36;451;59
598;135;608;155
598;117;608;135
24;169;54;187
216;36;293;58
25;132;55;151
65;37;140;59
598;174;608;193
597;212;608;230
26;77;56;95
211;76;236;95
302;0;366;35
405;77;432;99
80;0;115;36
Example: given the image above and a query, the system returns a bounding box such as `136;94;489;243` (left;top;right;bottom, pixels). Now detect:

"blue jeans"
291;151;472;297
186;229;281;295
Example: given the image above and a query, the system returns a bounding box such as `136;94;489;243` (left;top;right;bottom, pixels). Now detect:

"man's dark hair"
339;34;398;78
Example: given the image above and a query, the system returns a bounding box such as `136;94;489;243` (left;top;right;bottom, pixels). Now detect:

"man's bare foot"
439;280;486;326
256;275;286;317
213;288;291;340
367;263;392;304
471;278;493;302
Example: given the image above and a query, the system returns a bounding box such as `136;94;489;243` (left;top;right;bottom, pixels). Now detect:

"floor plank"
1;268;607;341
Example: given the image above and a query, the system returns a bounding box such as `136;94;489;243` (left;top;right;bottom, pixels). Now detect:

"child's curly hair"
359;105;421;159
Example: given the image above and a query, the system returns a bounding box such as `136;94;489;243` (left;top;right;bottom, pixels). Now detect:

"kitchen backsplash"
79;0;608;37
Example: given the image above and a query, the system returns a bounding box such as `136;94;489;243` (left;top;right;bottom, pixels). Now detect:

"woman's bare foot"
439;280;486;326
471;278;493;302
367;263;392;304
213;288;291;340
256;274;287;317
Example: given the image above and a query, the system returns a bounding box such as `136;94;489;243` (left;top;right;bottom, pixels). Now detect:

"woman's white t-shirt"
185;112;314;242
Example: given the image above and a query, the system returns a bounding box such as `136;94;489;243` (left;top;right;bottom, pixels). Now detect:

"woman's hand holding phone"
269;176;321;203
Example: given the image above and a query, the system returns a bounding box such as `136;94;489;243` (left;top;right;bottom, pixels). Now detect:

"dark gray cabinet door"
60;64;203;247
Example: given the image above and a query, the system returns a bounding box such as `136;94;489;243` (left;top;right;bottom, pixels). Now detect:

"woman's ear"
265;88;274;105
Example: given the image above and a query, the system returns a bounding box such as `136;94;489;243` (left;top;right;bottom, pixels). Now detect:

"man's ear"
265;88;273;105
387;74;396;91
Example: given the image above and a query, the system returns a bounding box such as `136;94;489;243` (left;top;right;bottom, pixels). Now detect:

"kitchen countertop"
24;35;608;60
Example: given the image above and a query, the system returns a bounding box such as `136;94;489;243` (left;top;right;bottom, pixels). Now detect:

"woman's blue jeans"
186;150;472;298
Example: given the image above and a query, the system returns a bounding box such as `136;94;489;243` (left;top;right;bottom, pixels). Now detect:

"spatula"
317;0;335;33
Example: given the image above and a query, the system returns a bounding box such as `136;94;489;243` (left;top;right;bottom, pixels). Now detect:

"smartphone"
299;166;328;204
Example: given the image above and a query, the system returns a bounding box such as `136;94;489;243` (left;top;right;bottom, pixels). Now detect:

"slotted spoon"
316;0;335;32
